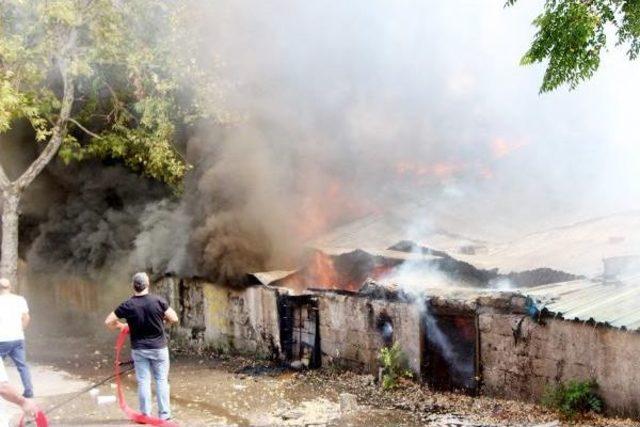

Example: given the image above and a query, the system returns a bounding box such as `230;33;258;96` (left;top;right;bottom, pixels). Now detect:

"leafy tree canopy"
0;0;219;187
507;0;640;92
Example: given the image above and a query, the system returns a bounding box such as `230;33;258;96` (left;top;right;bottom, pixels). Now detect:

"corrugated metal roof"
311;208;640;277
315;246;443;262
309;207;489;258
524;274;640;330
250;270;298;286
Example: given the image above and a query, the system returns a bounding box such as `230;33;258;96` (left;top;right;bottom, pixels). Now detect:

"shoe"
23;391;33;398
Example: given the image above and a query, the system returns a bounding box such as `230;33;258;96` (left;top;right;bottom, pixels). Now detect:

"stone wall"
318;293;421;375
202;284;280;356
480;314;640;417
157;277;640;418
154;276;280;358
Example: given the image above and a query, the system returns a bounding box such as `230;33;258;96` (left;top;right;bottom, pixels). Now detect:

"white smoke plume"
4;0;640;285
130;0;640;283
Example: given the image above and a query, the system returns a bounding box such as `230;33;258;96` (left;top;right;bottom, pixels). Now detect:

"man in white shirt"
0;358;36;427
0;278;33;398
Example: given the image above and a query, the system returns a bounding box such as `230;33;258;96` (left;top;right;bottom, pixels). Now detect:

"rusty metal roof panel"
525;275;640;330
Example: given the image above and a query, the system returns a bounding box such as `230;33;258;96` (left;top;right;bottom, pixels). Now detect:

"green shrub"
378;342;413;390
542;379;603;418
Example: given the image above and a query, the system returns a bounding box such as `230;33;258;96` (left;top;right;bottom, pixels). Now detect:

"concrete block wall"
157;277;640;419
202;284;280;356
318;293;421;375
480;314;640;417
154;277;280;358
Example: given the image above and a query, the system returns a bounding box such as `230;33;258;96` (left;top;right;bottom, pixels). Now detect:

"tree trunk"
0;187;21;285
0;38;75;286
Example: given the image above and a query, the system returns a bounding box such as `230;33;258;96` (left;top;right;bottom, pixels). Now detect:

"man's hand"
105;312;126;331
21;398;37;417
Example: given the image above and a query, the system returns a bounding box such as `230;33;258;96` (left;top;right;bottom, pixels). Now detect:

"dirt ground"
4;330;638;427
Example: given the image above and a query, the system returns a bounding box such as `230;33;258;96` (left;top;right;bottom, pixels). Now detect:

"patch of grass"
378;342;413;390
542;379;603;418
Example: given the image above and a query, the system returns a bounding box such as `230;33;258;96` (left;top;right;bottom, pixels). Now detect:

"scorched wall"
156;277;640;419
155;276;280;357
480;314;640;417
317;292;421;375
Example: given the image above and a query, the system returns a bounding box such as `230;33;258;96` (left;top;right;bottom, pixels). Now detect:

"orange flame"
305;251;340;287
295;178;374;242
491;137;529;159
394;160;465;180
279;251;401;293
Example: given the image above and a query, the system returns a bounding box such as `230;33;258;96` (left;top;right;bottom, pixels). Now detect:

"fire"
490;137;529;159
277;251;344;292
432;161;462;178
301;252;399;292
278;251;401;293
304;251;340;288
294;178;374;242
394;160;465;180
370;263;395;280
479;166;494;179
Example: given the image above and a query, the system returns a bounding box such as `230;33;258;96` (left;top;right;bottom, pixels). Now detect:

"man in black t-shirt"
105;272;179;421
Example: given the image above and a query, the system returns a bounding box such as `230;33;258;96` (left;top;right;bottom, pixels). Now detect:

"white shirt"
0;294;28;342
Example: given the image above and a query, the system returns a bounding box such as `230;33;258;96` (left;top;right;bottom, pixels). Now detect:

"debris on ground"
24;333;640;426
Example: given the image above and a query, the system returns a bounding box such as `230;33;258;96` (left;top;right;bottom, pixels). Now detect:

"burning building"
151;211;640;418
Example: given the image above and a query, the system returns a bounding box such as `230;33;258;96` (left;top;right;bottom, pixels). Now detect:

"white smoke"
6;0;640;285
155;0;640;265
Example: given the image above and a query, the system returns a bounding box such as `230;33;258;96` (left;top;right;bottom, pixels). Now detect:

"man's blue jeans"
0;340;33;397
131;347;171;420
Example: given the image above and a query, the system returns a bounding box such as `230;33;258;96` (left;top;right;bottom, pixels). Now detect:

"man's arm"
104;312;127;331
0;382;37;415
21;298;30;329
164;307;179;324
21;312;30;330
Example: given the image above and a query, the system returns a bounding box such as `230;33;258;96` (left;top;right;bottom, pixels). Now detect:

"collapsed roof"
250;207;640;331
311;207;640;278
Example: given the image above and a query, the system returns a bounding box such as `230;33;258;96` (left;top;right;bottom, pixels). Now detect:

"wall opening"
421;310;479;394
277;294;321;368
375;310;394;347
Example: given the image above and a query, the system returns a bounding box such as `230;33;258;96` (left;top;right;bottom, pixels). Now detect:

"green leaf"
0;0;219;188
512;0;638;92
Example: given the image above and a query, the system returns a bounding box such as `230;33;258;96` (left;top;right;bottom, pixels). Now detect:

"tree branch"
69;118;102;139
0;164;9;190
15;32;77;192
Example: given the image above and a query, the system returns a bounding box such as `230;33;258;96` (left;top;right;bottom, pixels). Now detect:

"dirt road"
4;331;636;427
4;359;422;426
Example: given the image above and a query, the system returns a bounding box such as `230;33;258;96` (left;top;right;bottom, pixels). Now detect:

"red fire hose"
115;326;178;427
17;408;47;427
18;327;177;427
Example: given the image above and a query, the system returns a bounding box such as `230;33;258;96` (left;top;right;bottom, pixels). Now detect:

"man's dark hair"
132;272;149;293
